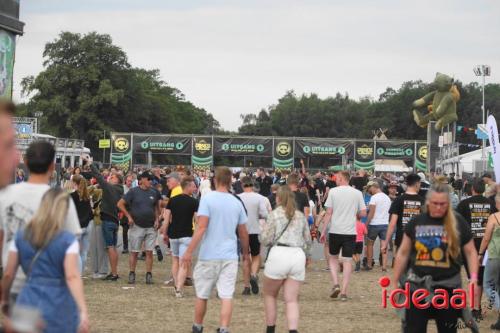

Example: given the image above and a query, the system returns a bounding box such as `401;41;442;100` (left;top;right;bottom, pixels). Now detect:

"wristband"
470;273;478;280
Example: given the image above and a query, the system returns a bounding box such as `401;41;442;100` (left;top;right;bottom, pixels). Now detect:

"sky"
13;0;500;131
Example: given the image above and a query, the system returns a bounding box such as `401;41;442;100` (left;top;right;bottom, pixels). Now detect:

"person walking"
118;171;161;284
320;171;366;301
364;181;392;271
238;176;269;295
478;193;500;330
87;183;109;279
181;167;249;333
261;185;311;333
160;176;198;297
393;182;479;333
1;189;89;333
70;175;93;273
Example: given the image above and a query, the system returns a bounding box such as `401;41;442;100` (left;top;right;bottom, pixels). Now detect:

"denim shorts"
170;237;192;257
102;220;118;248
367;224;388;241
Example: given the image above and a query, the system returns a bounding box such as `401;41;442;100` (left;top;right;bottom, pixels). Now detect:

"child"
354;219;367;272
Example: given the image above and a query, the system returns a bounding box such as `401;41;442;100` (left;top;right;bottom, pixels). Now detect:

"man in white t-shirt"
320;171;366;301
365;180;391;271
0;141;82;303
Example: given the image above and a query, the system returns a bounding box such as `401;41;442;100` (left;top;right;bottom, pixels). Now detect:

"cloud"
14;0;500;130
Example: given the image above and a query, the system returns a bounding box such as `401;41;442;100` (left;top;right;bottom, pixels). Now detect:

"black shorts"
328;233;356;258
354;241;363;255
249;234;261;257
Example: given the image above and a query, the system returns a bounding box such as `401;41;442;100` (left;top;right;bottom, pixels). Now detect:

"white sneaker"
174;287;184;298
92;273;107;279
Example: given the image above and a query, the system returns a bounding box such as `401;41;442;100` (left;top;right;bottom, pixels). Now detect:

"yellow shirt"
170;185;182;198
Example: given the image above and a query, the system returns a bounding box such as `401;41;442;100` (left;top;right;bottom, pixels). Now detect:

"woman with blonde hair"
393;182;478;333
1;189;89;333
71;175;93;273
261;185;311;333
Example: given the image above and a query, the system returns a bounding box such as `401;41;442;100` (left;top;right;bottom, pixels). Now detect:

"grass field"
83;252;497;333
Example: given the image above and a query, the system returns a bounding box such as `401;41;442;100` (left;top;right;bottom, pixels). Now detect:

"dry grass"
84;254;496;333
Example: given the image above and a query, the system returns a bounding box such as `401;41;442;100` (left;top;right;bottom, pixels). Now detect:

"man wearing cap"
365;180;391;271
86;158;124;280
118;171;162;284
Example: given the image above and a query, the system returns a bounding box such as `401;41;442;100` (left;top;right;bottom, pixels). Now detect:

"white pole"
482;69;486;171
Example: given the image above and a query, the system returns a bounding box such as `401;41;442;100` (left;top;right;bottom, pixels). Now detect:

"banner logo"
114;137;129;152
418;146;428;160
357;145;373;158
195;140;211;153
276;141;291;157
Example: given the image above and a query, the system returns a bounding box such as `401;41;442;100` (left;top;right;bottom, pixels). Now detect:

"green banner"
415;143;428;172
134;134;191;154
294;138;353;158
0;30;15;99
375;141;414;160
213;137;272;156
192;136;213;171
111;133;133;173
273;139;294;170
354;141;375;170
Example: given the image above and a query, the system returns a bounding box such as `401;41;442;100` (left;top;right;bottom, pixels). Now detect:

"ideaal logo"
195;140;211;153
378;276;475;310
418;145;428;160
356;145;373;158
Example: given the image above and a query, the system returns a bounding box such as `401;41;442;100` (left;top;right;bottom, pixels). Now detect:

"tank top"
489;214;500;259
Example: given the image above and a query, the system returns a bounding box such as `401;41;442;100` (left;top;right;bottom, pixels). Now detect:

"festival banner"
273;138;294;170
354;141;375;170
192;136;213;172
415;142;428;172
375;141;414;160
0;30;15;99
133;134;191;154
487;115;500;180
111;133;133;173
213;137;272;156
294;138;353;158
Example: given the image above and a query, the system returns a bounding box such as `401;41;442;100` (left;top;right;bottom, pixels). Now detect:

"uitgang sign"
379;276;475;310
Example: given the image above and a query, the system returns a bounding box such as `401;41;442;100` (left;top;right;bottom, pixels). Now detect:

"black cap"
482;173;493;179
138;171;153;180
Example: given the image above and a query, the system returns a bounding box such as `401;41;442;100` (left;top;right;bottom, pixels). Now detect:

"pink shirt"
356;221;367;242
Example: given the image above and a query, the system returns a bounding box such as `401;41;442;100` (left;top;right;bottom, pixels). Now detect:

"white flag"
487;115;500;181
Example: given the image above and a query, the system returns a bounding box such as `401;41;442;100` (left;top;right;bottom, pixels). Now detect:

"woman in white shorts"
261;185;312;333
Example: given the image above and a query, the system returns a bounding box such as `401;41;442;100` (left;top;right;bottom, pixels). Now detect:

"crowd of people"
0;102;500;332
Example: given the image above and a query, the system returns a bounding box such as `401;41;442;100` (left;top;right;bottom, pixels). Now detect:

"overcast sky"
14;0;500;130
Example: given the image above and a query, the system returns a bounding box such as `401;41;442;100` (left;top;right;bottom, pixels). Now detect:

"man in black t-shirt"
383;174;424;254
256;167;273;197
456;178;497;318
287;173;309;217
160;176;198;297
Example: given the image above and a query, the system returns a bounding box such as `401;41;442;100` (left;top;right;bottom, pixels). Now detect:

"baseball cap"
482;173;493;179
138;171;153;180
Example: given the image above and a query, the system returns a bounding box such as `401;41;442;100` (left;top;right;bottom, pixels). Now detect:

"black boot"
266;326;275;333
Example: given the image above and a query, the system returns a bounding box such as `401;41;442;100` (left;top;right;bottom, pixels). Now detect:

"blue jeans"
79;223;92;273
484;258;500;310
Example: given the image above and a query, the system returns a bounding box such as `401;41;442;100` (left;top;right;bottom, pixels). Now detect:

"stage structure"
110;133;427;174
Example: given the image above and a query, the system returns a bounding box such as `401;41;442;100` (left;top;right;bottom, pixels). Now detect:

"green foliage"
238;81;500;148
20;31;220;152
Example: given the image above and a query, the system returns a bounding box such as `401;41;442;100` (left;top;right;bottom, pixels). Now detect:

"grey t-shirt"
325;185;366;235
124;187;161;228
238;192;269;234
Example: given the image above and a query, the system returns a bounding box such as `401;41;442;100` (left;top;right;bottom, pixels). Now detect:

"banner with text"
354;141;375;170
273;138;294;170
375;141;414;160
192;136;213;171
111;133;133;173
294;138;353;159
133;135;191;154
213;137;272;156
